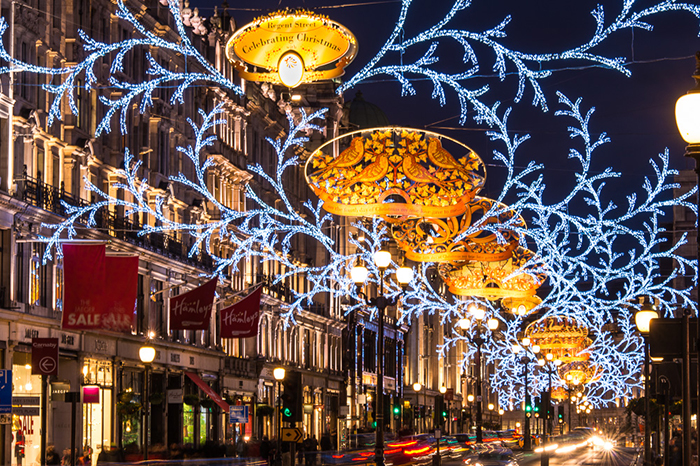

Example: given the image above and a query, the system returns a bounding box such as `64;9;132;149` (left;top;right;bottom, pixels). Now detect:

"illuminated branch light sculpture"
0;0;243;136
338;0;700;124
0;0;694;405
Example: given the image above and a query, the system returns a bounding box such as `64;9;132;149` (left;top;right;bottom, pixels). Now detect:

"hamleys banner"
169;278;217;330
220;285;262;338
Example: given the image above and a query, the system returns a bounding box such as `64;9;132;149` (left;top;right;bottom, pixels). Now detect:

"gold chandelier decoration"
305;128;486;220
437;247;545;299
390;197;526;263
524;316;592;363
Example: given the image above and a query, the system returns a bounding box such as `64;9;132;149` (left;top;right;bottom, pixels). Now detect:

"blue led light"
1;0;696;406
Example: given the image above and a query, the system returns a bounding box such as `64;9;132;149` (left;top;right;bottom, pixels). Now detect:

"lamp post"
511;339;539;450
467;394;474;433
139;342;156;461
675;52;700;466
565;374;580;433
352;251;413;466
439;384;448;434
273;367;286;466
635;303;658;466
413;382;424;433
458;306;498;444
537;354;562;466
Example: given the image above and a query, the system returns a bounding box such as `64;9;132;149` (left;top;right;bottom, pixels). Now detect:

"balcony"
20;173;214;271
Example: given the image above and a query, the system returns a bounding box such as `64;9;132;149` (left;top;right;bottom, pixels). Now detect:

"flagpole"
212;283;262;307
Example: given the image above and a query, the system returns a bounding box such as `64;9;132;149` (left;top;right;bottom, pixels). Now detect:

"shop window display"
12;359;41;466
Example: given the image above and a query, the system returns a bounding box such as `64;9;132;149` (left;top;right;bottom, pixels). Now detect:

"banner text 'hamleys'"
62;245;138;332
170;278;217;330
220;286;262;338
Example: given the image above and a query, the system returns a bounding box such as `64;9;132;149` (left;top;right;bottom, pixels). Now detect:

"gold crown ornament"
305;128;486;220
390;196;526;262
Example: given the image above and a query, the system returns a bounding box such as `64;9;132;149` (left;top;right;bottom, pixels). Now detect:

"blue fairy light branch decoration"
0;0;242;135
339;0;700;122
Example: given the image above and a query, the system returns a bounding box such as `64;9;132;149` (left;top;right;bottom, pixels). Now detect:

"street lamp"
537;356;562;466
565;373;580;432
273;367;286;466
458;308;498;443
352;251;413;466
139;342;156;461
635;302;658;466
512;338;539;450
676;51;700;466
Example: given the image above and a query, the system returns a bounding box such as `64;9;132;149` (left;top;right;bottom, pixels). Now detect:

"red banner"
220;286;262;338
170;278;217;330
103;256;139;332
62;244;106;330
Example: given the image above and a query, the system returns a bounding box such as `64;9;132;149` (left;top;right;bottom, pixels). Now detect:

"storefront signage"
167;389;183;404
60;332;79;350
32;337;59;376
13;324;48;343
83;385;100;403
84;336;116;355
226;10;357;87
0;369;10;414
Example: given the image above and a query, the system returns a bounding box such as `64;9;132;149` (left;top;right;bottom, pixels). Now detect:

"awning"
185;372;230;412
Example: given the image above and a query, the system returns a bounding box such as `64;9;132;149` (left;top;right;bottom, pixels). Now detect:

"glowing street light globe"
439;385;447;394
139;344;156;364
467;394;474;403
374;250;392;269
273;367;286;381
413;382;422;392
676;91;700;144
635;309;658;336
458;318;470;330
351;263;369;284
487;318;499;330
396;265;414;287
469;305;485;321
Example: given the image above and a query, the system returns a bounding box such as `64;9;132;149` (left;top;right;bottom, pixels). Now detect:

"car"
471;448;519;466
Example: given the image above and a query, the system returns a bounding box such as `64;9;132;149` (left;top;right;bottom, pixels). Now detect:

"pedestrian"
46;445;61;465
309;436;319;466
260;436;272;464
320;432;332;452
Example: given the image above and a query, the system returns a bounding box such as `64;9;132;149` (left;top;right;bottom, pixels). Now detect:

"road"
442;447;639;466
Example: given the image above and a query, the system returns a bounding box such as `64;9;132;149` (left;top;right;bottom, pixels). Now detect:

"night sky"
194;0;700;204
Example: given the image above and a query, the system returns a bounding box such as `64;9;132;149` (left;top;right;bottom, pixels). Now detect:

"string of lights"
0;0;696;406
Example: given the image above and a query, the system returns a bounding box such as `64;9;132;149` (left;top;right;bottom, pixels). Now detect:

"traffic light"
436;395;445;427
558;405;564;424
533;396;540;414
281;371;303;423
393;405;401;420
413;405;421;419
542;391;552;419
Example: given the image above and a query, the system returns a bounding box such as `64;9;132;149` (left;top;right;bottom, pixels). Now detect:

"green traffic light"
393;406;400;414
534;406;539;412
525;405;532;412
283;408;292;418
442;411;447;417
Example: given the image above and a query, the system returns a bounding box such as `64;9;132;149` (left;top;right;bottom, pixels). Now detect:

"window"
29;243;47;307
55;257;63;311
